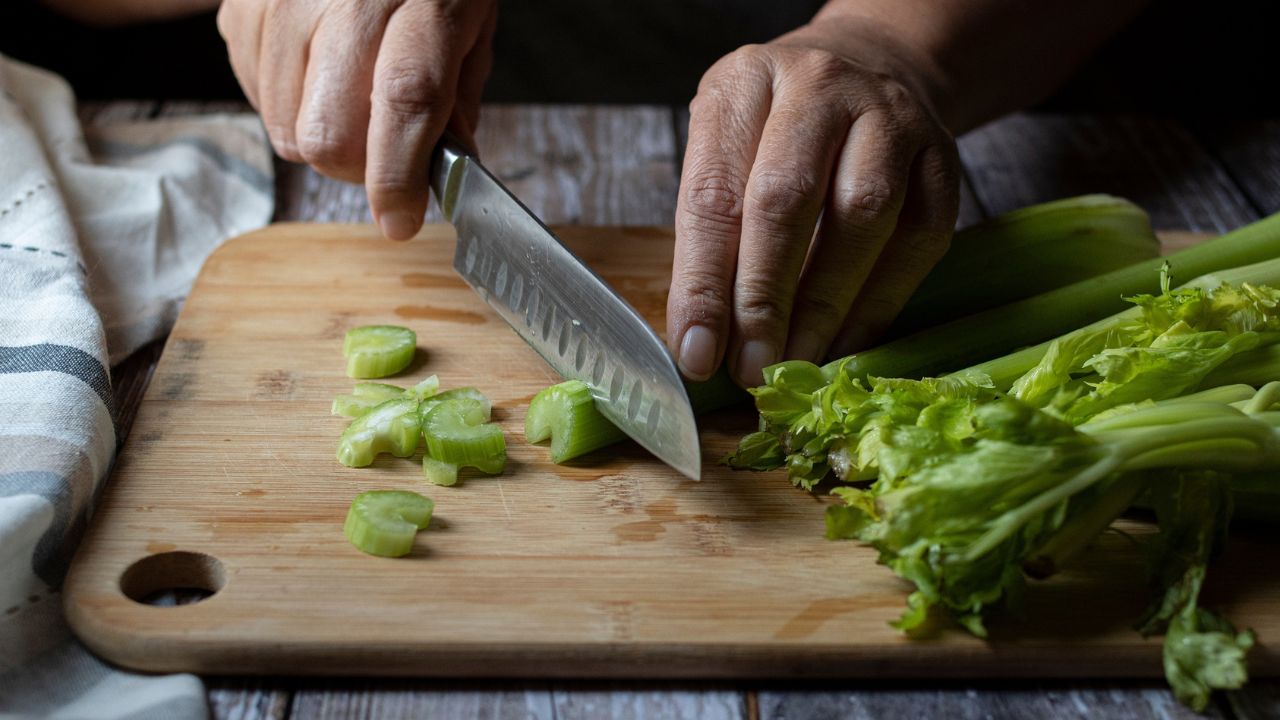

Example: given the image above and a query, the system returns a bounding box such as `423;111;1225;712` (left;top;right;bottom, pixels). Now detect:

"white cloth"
0;55;273;718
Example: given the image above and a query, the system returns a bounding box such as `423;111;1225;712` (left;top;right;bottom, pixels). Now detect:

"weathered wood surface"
84;101;1280;719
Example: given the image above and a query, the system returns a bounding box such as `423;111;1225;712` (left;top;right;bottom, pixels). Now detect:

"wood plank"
758;684;1222;720
275;105;678;227
289;682;554;720
552;684;746;720
1193;120;1280;216
957;114;1255;232
207;678;291;720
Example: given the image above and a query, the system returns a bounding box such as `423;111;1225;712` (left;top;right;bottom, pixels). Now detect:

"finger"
256;1;319;162
294;4;389;183
830;141;960;357
366;2;469;240
784;112;916;363
668;51;772;382
450;4;497;151
216;1;263;110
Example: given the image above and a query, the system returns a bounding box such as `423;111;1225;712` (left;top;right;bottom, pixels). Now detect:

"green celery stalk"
890;195;1159;337
838;211;1280;384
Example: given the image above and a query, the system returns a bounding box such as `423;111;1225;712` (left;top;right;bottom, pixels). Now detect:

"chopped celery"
344;325;416;378
524;368;747;465
336;398;420;467
403;375;441;401
526;380;627;463
354;382;407;400
422;401;506;473
421;454;459;486
419;386;491;425
343;490;434;557
332;394;380;418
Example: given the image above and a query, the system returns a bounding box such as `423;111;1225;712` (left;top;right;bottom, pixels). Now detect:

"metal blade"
431;140;701;479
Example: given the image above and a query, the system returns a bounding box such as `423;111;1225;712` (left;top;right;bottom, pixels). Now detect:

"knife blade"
430;138;702;480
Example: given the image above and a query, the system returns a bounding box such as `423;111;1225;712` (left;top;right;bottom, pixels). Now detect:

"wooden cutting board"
64;224;1279;678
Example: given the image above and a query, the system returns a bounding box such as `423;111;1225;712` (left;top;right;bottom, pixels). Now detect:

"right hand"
217;0;498;240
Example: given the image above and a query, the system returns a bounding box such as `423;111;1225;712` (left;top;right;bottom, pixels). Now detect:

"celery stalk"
890;195;1159;337
422;401;506;473
836;212;1280;385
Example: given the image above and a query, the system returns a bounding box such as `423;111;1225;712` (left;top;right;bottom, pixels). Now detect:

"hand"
668;15;961;387
217;0;497;239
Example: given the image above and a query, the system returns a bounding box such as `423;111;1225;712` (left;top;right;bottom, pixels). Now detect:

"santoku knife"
430;137;702;479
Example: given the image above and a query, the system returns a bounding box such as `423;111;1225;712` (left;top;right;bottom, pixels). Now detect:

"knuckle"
676;269;733;318
681;170;747;228
895;226;952;263
736;285;791;325
374;61;446;117
795;48;849;83
833;172;899;226
746;170;818;223
296;125;362;171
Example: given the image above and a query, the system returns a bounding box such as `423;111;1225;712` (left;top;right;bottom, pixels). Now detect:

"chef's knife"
430;137;702;480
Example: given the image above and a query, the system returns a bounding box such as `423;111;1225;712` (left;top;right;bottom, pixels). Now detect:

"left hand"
667;15;961;387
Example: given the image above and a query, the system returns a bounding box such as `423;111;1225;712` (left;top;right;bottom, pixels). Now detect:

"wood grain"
958;114;1256;232
62;223;1280;681
1193;119;1280;216
757;683;1220;720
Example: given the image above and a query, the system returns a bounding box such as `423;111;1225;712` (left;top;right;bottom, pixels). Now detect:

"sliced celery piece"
353;382;406;400
422;454;459;486
343;490;433;557
332;394;379;418
344;325;416;378
336;398;420;467
419;386;491;425
403;375;441;401
525;380;627;463
422;401;506;473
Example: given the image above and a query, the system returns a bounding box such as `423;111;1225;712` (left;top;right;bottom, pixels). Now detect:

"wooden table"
86;101;1280;720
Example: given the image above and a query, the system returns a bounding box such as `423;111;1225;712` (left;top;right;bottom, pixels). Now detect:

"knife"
429;137;702;480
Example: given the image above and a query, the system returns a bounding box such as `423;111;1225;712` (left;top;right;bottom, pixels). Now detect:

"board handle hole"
120;551;226;607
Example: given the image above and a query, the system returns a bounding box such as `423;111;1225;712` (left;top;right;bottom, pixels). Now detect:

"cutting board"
64;224;1279;678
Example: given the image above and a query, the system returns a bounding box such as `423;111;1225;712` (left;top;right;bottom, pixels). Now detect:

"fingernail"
736;340;778;386
379;210;419;241
788;330;827;363
677;325;717;381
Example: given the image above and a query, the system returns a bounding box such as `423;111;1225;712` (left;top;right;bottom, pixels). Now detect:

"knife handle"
430;132;472;221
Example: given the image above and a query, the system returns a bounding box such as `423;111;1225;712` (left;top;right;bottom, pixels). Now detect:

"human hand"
668;15;961;387
217;0;497;239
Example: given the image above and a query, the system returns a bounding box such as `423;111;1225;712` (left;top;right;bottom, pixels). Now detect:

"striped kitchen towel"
0;55;272;718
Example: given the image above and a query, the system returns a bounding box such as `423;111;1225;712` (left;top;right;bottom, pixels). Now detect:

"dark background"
0;0;1271;115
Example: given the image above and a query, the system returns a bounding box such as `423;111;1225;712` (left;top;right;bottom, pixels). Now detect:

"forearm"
40;0;218;26
810;0;1153;133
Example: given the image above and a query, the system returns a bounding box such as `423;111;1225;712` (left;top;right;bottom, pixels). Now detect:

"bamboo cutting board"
64;224;1280;678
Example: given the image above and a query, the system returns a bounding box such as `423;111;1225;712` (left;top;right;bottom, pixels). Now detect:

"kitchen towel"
0;55;272;719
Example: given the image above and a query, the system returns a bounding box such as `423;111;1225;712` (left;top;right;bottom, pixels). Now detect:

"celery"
403;375;440;401
421;455;459;486
419;386;490;425
525;368;747;465
526;380;628;463
840;211;1280;384
343;490;434;557
336;398;420;467
890;195;1159;337
344;325;416;378
422;401;506;473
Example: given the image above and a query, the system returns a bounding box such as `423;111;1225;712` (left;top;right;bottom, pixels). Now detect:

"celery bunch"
728;265;1280;710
